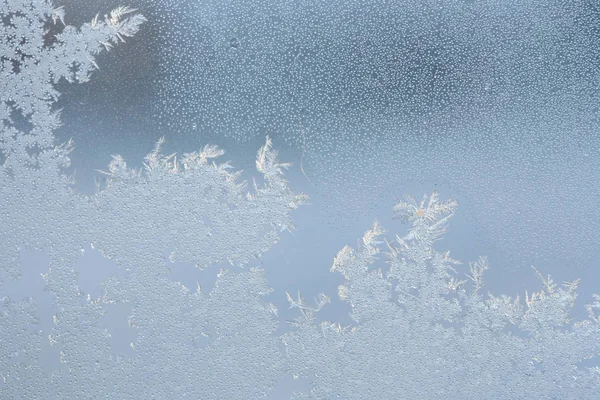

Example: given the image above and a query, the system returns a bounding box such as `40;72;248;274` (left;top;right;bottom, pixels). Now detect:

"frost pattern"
283;192;600;399
2;1;600;399
1;1;306;398
1;0;146;172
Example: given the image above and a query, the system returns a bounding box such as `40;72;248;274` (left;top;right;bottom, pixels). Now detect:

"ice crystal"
284;193;600;399
0;0;147;173
2;1;599;399
1;2;306;398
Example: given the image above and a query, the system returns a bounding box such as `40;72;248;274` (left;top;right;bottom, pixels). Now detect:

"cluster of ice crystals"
2;1;599;399
284;192;600;399
1;1;306;398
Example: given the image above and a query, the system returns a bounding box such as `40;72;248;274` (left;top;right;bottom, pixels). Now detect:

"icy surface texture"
2;1;600;399
1;1;306;398
283;193;600;399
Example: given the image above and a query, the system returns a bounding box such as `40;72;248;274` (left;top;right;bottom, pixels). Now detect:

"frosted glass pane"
1;1;599;398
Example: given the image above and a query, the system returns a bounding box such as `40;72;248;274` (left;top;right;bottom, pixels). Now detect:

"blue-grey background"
4;0;600;396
